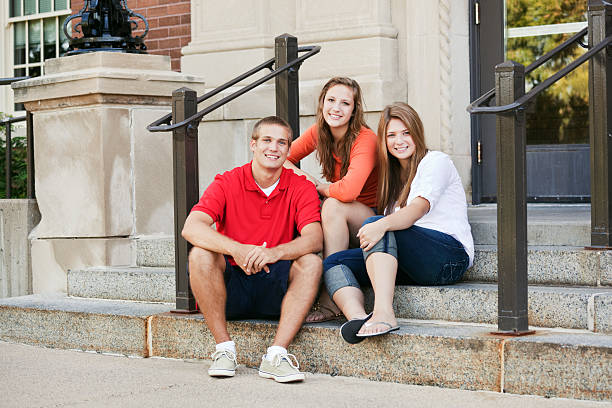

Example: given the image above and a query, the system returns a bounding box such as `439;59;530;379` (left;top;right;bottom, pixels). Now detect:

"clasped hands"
232;242;281;275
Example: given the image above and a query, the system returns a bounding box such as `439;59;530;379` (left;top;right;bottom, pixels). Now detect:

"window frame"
6;0;72;112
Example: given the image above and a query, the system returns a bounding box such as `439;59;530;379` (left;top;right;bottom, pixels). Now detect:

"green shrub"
0;119;28;199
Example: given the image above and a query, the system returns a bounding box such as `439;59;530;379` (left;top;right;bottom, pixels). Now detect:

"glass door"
505;0;589;201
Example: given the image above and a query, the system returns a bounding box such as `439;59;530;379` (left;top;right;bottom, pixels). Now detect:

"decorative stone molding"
12;52;204;111
439;0;453;153
183;0;282;55
294;0;397;43
182;0;399;85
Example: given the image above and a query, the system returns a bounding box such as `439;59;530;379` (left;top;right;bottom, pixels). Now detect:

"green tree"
506;0;588;145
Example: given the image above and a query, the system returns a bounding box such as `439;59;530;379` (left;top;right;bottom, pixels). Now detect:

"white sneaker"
258;353;305;383
208;350;237;377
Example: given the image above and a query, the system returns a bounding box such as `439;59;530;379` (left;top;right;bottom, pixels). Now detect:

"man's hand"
231;242;281;275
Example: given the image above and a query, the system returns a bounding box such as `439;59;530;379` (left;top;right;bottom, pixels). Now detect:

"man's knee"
188;247;224;280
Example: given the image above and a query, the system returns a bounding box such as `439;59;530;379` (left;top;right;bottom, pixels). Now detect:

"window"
505;0;588;145
9;1;71;109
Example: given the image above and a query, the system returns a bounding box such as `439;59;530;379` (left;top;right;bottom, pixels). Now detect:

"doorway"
469;0;590;203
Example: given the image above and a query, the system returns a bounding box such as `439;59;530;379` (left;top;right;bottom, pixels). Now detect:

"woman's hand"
284;161;320;187
357;219;388;252
316;183;331;197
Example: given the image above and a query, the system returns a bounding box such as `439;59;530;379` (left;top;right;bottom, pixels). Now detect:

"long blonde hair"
315;77;367;181
377;102;428;215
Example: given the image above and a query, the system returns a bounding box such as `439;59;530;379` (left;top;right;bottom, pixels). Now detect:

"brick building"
70;0;191;71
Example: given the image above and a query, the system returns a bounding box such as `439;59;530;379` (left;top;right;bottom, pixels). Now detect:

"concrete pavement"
1;341;608;408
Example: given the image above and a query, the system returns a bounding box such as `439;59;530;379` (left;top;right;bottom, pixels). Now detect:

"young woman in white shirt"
322;102;474;343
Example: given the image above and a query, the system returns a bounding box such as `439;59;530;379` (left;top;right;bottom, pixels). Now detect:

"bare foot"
305;304;343;323
357;312;398;336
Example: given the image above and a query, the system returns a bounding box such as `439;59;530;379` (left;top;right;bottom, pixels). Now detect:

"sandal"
340;313;373;344
304;304;343;323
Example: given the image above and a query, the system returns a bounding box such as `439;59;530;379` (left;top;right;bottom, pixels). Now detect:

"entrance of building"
469;0;590;203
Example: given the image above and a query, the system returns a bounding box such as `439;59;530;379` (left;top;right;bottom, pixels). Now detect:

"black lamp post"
63;0;148;55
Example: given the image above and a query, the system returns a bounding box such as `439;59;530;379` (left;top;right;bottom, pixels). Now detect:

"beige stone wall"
0;200;40;298
182;0;473;196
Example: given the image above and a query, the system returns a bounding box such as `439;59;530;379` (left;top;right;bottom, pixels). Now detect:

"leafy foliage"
506;0;588;145
0;118;28;199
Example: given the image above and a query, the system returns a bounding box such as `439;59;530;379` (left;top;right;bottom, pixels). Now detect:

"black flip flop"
340;313;373;344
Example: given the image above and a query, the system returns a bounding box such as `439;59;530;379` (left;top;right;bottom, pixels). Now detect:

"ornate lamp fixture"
63;0;149;55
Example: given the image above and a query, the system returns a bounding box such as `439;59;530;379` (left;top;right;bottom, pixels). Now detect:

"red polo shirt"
191;162;321;264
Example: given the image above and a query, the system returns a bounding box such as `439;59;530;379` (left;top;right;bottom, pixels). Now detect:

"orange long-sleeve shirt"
287;124;378;208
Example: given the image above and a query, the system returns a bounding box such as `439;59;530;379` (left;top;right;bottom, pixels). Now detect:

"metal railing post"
275;34;300;143
5;120;12;199
172;87;198;313
588;0;612;247
494;61;531;334
26;111;35;199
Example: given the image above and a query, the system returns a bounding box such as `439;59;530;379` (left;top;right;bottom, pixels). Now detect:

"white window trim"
5;1;71;114
8;9;72;24
507;22;588;39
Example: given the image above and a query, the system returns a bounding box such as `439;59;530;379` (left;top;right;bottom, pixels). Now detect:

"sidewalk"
1;341;607;408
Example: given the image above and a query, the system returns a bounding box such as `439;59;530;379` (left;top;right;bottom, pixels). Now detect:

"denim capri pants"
323;215;469;297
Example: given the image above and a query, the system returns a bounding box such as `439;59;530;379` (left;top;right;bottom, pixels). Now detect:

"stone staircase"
1;204;610;401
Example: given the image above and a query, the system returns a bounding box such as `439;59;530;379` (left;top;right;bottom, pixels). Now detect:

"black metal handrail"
0;116;26;125
466;0;611;335
468;32;611;114
468;27;589;110
147;34;319;313
1;76;34;199
147;45;320;132
0;77;29;86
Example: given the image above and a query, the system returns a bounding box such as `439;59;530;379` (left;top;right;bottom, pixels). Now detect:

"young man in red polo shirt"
182;116;323;383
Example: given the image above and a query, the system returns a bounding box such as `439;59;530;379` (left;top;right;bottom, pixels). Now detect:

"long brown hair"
377;102;428;215
315;77;367;181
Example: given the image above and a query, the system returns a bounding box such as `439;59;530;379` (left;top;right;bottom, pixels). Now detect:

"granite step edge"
151;312;612;401
0;294;173;356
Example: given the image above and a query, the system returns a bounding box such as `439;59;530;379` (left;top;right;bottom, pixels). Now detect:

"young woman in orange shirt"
284;77;378;323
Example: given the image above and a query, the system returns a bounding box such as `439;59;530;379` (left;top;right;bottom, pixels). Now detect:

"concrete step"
68;266;175;303
134;236;174;268
132;240;610;287
364;283;612;333
0;294;609;401
74;244;612;298
134;205;593;268
468;204;591;247
67;267;612;333
467;245;611;286
0;294;172;356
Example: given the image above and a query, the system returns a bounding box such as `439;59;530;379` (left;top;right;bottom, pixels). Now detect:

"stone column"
12;52;205;294
400;0;472;196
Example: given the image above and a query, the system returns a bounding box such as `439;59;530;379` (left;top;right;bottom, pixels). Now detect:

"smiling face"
250;124;290;172
322;84;355;136
385;118;416;168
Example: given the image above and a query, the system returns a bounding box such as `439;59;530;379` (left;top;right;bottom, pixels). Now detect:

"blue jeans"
323;215;469;297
